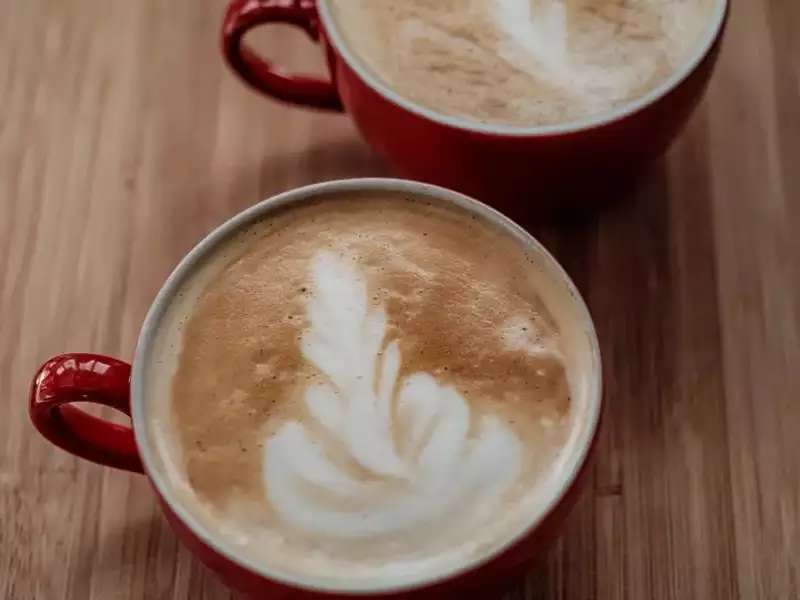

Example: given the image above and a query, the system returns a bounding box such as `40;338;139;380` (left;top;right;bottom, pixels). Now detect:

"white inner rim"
317;0;729;137
131;179;602;594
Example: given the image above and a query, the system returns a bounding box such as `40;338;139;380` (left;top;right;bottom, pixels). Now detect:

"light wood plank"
1;1;797;598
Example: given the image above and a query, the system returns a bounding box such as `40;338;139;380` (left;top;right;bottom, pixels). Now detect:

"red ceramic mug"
222;0;729;210
30;179;602;598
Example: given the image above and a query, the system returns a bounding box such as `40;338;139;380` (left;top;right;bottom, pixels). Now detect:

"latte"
329;0;717;127
146;189;593;585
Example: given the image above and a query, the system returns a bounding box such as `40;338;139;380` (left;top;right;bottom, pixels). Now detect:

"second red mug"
222;0;730;210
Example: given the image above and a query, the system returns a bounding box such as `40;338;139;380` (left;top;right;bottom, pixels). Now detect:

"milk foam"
265;252;523;541
147;191;595;587
330;0;717;126
496;0;569;73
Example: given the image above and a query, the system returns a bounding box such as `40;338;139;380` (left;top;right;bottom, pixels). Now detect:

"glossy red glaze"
29;353;143;473
221;0;729;210
222;0;343;111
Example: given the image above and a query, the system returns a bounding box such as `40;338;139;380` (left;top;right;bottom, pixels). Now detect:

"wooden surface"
1;1;798;598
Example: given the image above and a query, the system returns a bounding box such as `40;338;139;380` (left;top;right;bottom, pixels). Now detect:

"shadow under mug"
29;179;602;599
221;0;730;212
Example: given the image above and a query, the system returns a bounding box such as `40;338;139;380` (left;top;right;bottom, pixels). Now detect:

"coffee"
329;0;716;127
148;190;586;584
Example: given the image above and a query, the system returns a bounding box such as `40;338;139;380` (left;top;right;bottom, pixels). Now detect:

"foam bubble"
501;315;563;358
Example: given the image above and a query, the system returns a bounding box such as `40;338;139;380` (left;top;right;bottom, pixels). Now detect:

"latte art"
496;0;570;73
266;252;523;541
154;191;584;584
330;0;717;126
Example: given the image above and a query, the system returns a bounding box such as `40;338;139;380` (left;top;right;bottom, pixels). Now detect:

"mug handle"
221;0;344;111
29;353;144;473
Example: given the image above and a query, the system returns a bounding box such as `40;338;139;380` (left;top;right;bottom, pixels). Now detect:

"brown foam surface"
165;191;574;579
330;0;716;126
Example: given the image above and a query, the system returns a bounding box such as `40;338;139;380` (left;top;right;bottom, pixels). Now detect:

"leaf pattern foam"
264;251;523;541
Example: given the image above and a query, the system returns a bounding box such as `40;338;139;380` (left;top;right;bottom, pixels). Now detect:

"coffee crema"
150;191;581;584
329;0;717;127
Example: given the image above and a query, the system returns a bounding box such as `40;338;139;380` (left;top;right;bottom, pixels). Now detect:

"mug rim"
131;178;603;594
316;0;729;138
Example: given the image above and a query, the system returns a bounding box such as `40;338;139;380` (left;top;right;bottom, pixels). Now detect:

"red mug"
30;179;602;598
221;0;730;210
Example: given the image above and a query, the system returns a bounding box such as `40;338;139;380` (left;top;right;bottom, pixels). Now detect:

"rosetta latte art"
493;0;667;105
264;252;523;541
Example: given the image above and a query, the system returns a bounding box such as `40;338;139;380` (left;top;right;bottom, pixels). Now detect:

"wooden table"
2;1;798;598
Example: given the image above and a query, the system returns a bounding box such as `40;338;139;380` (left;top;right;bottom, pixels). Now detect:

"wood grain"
1;1;798;599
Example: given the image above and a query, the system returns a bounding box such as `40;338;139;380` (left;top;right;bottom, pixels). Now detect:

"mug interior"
131;179;602;594
316;0;729;137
